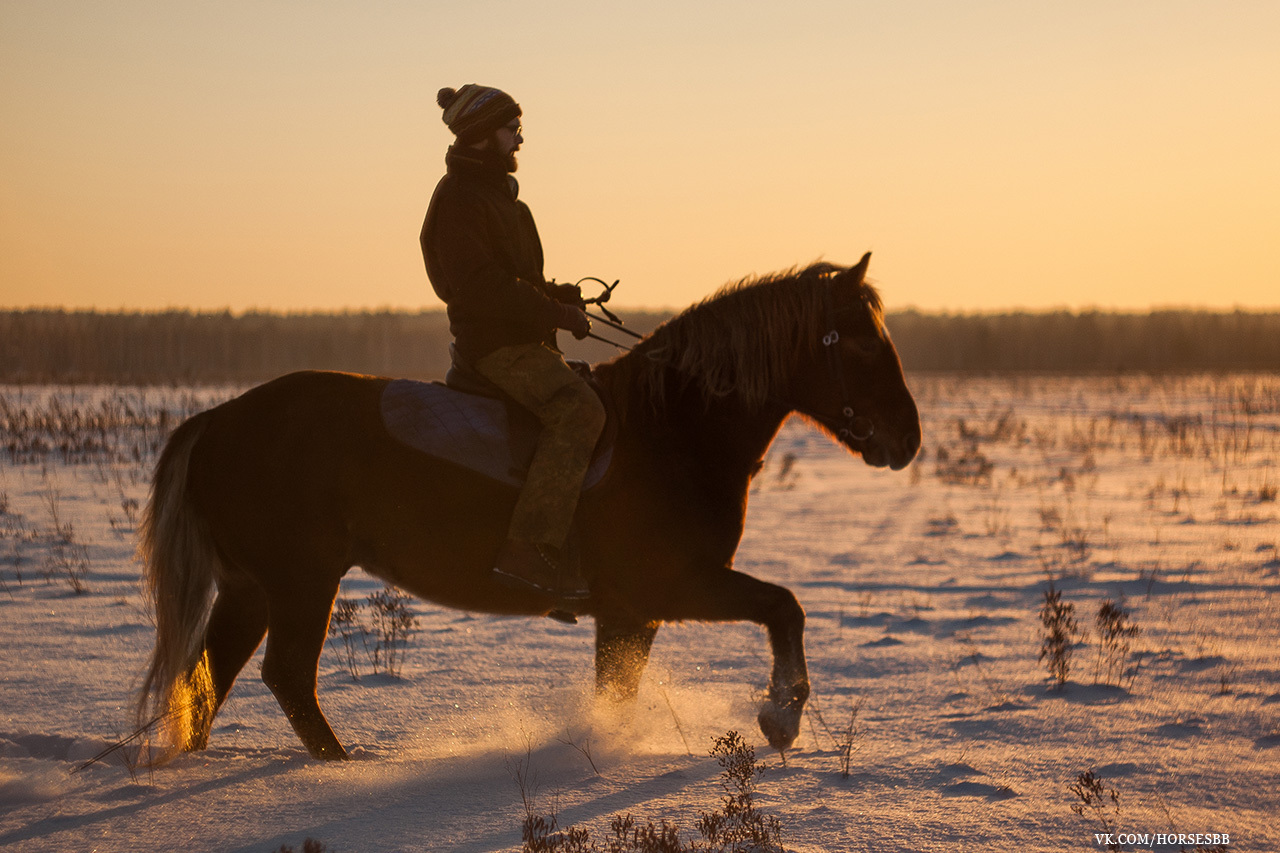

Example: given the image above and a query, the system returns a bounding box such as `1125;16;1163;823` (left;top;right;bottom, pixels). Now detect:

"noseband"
819;281;875;443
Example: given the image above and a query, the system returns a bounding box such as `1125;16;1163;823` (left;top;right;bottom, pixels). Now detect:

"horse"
136;252;920;762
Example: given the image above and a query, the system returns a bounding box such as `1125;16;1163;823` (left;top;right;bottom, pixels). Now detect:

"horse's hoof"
309;742;350;761
757;707;798;751
757;702;801;751
757;683;808;751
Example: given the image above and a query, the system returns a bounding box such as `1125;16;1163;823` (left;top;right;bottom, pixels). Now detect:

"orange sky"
2;2;1277;313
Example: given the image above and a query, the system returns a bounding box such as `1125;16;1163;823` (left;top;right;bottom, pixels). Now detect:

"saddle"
379;347;614;490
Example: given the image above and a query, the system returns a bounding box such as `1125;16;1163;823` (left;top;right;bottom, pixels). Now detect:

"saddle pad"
379;378;611;491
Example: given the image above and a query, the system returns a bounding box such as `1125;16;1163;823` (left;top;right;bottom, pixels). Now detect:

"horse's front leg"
750;578;810;752
671;569;810;752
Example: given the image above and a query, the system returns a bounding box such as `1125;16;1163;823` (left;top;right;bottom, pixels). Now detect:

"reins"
583;311;641;351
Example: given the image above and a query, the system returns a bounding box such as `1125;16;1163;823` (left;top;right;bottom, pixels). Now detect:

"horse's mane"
602;262;884;418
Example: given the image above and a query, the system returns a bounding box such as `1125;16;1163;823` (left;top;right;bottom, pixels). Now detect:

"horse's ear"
845;252;871;285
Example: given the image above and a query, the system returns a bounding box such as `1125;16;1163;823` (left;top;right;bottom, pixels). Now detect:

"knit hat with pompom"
437;85;521;141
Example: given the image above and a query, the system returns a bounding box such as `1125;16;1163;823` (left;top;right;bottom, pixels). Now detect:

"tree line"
886;309;1280;373
1;308;1278;384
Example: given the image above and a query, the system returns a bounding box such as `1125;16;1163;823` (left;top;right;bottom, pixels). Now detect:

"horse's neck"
707;395;788;469
643;381;790;494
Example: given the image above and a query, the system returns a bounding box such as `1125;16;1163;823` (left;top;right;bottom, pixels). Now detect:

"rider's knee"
552;381;607;435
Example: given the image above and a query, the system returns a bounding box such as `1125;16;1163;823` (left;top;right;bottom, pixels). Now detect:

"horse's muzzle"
860;427;921;470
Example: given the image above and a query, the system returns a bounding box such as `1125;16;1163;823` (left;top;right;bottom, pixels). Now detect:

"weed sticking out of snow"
1039;580;1080;689
514;731;783;853
1069;769;1123;850
1093;598;1141;688
327;585;420;680
805;695;866;779
273;841;331;853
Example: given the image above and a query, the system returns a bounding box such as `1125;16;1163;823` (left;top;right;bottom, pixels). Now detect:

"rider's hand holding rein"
547;281;584;305
544;280;590;340
555;303;592;340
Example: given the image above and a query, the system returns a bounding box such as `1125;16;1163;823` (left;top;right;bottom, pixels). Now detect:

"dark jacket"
421;146;562;361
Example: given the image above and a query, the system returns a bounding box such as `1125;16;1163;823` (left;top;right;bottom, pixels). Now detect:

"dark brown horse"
137;253;920;762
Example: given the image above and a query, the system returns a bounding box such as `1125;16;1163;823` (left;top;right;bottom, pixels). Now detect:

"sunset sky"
2;2;1277;314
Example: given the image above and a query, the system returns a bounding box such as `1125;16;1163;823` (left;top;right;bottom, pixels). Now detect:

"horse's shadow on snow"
235;741;717;853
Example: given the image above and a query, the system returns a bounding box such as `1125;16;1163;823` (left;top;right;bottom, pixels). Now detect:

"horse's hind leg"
187;574;270;751
260;574;348;760
595;618;660;702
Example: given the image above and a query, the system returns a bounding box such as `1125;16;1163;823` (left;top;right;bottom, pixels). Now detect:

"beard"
469;130;519;172
489;129;518;172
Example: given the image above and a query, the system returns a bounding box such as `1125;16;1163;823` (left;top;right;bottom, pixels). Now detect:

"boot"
492;540;590;602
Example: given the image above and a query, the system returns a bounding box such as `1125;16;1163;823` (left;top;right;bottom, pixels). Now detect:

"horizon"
3;3;1277;314
6;301;1280;319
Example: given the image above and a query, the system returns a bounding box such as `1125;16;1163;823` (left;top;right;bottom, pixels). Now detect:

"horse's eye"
845;335;881;359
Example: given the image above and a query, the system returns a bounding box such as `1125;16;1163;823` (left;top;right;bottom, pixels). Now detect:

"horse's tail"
135;409;221;764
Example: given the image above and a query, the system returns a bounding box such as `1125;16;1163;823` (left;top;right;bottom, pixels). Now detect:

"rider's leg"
473;343;606;597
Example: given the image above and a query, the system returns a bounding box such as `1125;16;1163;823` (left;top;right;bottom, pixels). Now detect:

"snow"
1;375;1278;852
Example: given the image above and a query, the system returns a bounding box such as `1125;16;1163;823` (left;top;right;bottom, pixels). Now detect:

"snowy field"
1;375;1278;852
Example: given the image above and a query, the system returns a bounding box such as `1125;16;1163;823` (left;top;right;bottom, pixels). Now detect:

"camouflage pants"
473;343;607;548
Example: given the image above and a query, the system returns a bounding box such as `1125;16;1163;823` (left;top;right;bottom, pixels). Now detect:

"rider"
420;84;605;609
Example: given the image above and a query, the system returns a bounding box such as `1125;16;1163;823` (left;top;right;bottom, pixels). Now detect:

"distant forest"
2;308;1279;384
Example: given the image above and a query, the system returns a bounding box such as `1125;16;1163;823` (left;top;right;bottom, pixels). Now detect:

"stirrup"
491;541;590;600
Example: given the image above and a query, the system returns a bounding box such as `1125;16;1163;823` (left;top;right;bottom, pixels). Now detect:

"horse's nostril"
906;430;921;456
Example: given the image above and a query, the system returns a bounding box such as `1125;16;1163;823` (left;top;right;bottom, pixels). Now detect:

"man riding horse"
420;83;604;612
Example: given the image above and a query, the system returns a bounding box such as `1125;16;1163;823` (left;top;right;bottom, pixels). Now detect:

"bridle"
818;279;876;442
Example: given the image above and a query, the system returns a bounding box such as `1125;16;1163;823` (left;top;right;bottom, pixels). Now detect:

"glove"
555;304;592;340
548;282;584;305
